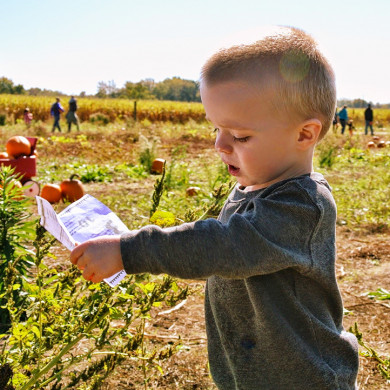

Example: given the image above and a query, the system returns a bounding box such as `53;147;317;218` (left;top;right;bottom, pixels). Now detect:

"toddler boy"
71;26;359;389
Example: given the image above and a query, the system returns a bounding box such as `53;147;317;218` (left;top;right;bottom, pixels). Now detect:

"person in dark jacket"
66;96;80;132
50;97;65;133
364;104;374;135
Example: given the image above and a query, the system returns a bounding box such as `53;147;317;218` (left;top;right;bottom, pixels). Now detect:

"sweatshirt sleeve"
120;180;326;279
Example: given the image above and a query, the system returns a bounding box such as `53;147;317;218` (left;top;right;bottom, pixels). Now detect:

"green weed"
0;173;189;389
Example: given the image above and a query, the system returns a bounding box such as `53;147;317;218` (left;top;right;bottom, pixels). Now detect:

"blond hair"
200;27;336;140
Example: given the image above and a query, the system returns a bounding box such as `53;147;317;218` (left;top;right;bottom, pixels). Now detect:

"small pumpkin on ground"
151;158;166;174
186;186;201;196
0;151;10;159
60;174;85;202
377;140;386;148
40;183;62;204
6;136;31;158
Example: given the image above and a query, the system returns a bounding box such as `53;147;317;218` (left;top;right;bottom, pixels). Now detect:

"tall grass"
0;95;206;124
315;132;390;232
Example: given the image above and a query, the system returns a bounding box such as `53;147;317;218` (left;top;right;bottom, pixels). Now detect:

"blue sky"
0;0;389;103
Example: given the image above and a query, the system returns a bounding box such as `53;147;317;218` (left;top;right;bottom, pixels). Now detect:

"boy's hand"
70;235;123;283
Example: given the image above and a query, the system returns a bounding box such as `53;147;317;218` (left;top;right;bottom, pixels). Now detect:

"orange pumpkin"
186;186;201;196
6;136;31;158
367;141;376;148
60;174;84;202
151;158;166;174
0;151;9;159
40;183;62;203
377;140;386;148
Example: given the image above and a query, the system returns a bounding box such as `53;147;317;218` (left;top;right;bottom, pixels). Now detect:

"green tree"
154;77;200;102
123;79;155;100
0;77;17;94
96;80;119;98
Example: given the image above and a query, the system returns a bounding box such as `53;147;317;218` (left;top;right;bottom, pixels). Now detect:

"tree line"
337;98;389;109
1;75;389;107
96;77;200;102
0;76;201;102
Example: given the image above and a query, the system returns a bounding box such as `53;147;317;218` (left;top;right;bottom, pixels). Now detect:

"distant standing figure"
332;110;339;132
364;104;374;135
338;105;348;135
23;108;33;127
347;120;355;136
66;96;80;132
50;97;65;133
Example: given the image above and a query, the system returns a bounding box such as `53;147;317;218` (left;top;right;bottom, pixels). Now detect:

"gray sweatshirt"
120;173;359;389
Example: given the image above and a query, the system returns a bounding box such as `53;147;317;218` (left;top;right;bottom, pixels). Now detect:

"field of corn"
0;98;389;389
0;95;206;124
1;94;390;127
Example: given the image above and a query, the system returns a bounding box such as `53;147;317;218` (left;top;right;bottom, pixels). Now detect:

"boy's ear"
296;119;322;150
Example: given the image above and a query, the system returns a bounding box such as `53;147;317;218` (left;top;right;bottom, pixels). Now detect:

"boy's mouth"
228;164;240;176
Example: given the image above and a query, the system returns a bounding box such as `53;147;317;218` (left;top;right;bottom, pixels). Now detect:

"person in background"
364;103;374;135
332;109;339;132
338;105;348;135
23;108;33;127
66;96;80;132
69;27;359;389
50;97;65;133
347;119;355;136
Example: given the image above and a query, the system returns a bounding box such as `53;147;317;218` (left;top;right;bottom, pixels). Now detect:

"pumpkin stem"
69;174;80;181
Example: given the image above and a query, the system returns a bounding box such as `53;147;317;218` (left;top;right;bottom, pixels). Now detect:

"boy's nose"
215;132;233;154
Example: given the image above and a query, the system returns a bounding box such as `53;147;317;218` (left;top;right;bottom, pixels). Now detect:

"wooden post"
133;101;137;121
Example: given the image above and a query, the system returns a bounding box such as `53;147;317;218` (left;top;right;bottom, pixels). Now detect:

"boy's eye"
213;128;250;142
233;136;250;143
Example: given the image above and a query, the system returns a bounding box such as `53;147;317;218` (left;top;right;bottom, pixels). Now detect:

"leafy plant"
350;323;390;381
318;146;336;168
164;145;188;191
89;112;110;125
0;167;35;332
138;135;158;173
78;164;112;183
0;171;189;389
150;162;166;217
366;288;390;300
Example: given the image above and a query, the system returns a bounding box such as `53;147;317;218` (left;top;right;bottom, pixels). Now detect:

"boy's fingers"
75;255;87;270
83;266;94;282
90;273;102;284
70;242;85;265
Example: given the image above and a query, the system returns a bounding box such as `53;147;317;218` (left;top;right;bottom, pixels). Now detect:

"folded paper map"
36;194;128;287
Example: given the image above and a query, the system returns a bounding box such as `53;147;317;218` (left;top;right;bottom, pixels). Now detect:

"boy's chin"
240;181;269;192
